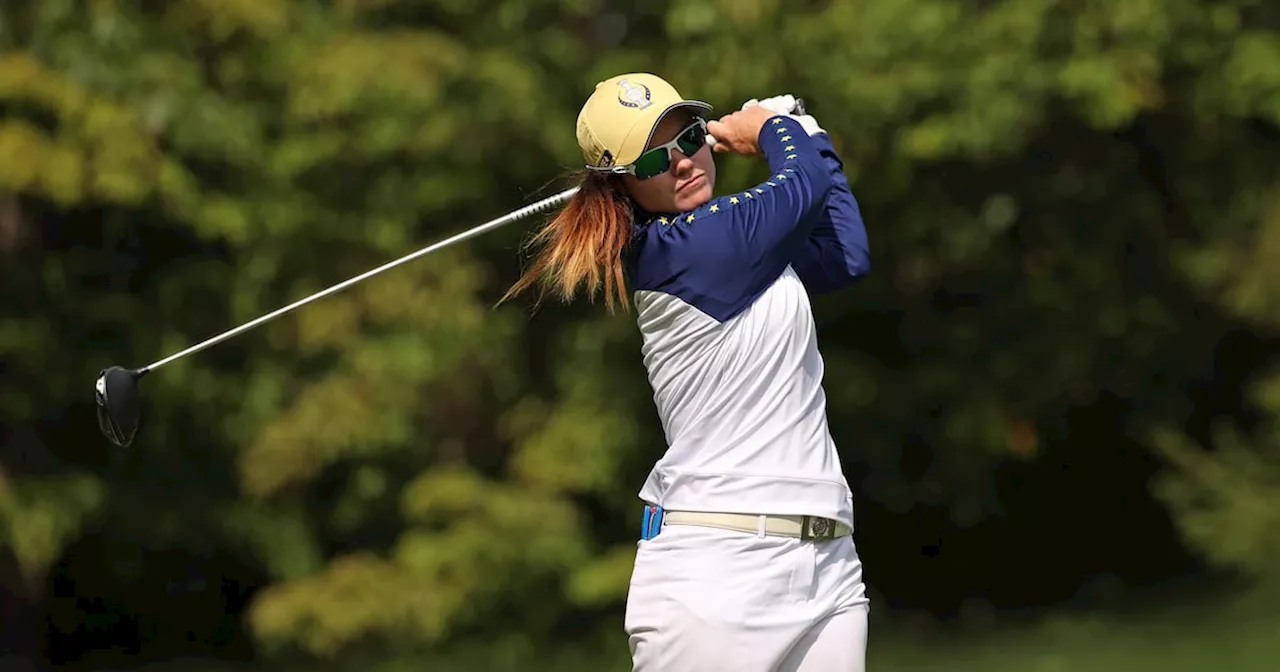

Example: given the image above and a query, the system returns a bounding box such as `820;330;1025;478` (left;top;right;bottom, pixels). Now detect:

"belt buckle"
800;515;835;541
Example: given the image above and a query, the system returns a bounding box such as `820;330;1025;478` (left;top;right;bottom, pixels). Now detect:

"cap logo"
617;79;652;109
596;149;615;167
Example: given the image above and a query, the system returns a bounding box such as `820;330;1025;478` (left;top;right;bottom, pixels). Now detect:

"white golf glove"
741;94;825;137
742;94;798;115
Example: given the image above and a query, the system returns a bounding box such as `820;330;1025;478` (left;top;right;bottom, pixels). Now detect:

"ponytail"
500;170;635;312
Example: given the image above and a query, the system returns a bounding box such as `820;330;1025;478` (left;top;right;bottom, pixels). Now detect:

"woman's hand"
706;105;778;156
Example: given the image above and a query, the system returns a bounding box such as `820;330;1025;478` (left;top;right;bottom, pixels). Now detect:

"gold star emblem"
787;154;797;159
729;196;739;204
772;118;782;124
686;214;694;223
755;188;764;194
784;145;795;151
776;174;786;180
781;136;791;141
776;127;788;134
744;192;754;198
657;217;668;224
709;204;719;213
767;181;776;187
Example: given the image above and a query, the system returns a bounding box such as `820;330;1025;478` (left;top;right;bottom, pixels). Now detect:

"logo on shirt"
617;79;652;110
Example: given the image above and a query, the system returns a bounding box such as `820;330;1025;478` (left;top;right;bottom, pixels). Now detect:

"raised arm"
795;131;870;294
626;112;834;322
741;96;870;294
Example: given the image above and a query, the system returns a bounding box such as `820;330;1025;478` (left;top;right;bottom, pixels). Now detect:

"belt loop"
756;515;767;538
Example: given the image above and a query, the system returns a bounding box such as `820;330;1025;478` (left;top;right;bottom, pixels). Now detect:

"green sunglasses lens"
631;121;706;179
677;123;706;155
633;148;670;179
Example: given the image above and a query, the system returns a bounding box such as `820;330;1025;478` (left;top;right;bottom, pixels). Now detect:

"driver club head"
95;366;146;447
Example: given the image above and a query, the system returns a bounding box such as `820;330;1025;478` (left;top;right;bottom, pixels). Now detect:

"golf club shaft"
141;186;580;374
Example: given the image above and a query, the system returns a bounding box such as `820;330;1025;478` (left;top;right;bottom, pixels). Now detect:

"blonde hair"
500;170;635;312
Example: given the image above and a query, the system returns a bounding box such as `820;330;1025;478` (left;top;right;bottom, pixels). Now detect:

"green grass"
870;594;1279;672
104;589;1280;672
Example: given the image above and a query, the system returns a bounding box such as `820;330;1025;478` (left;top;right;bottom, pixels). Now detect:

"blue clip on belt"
640;505;664;541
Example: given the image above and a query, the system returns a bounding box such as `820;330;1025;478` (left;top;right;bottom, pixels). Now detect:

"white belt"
662;511;850;541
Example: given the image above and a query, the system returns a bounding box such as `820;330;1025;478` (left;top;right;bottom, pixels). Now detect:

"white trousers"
625;523;869;672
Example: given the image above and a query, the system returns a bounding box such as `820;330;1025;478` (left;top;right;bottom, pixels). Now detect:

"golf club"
94;98;809;447
94;186;580;448
705;98;806;148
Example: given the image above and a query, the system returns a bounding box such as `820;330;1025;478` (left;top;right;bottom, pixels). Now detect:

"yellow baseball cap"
576;73;713;171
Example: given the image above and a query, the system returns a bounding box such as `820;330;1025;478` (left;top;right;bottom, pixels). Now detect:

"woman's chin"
675;184;714;212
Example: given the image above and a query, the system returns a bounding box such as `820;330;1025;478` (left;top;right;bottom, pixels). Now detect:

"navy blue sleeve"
626;115;834;322
791;133;870;294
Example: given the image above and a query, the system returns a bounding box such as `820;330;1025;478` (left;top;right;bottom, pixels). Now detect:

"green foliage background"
1;0;1278;669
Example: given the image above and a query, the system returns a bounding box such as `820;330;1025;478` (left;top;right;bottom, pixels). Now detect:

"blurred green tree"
1154;190;1280;585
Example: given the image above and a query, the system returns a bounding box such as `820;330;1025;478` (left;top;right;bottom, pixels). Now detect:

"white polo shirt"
624;116;871;529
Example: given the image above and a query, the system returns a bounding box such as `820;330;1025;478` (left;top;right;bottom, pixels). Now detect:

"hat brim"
624;100;714;166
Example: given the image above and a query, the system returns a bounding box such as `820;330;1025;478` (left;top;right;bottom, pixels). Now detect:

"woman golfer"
503;73;871;671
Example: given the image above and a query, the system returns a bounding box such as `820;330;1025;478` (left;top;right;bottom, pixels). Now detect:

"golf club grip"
706;97;807;147
141;186;580;373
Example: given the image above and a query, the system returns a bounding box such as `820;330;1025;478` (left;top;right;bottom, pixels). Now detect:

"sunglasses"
600;119;709;180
